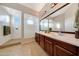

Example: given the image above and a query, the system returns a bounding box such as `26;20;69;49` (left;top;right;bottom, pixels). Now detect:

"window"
26;19;34;25
13;16;20;27
0;15;10;23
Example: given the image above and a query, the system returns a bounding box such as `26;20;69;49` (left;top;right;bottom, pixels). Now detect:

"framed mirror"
39;3;78;33
40;18;49;31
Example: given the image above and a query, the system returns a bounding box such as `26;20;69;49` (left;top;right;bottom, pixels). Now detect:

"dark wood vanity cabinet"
54;45;75;56
35;33;40;44
54;40;77;56
39;35;45;49
54;41;77;56
45;37;54;56
35;33;79;56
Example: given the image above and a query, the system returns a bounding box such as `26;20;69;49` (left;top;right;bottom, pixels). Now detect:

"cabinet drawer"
54;45;75;56
54;40;77;55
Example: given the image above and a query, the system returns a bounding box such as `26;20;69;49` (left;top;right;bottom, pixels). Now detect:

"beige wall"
64;3;78;32
0;24;11;45
0;6;11;45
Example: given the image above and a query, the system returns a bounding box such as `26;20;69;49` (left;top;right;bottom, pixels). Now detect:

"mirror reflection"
40;3;78;33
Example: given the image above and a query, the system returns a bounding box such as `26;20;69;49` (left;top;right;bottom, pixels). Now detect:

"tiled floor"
0;39;47;56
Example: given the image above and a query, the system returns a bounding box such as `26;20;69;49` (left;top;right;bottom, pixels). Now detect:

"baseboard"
23;37;35;40
0;42;21;49
12;37;35;40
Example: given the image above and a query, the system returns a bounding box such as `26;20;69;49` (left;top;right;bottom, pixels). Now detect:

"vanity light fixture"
41;11;47;17
51;3;57;8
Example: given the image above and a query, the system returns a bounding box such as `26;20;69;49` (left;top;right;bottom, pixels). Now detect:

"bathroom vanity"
35;32;79;56
37;3;79;56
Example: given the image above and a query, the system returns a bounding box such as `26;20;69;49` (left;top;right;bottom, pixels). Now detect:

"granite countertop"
36;32;79;47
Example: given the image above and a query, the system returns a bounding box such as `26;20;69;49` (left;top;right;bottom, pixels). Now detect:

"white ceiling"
20;3;46;12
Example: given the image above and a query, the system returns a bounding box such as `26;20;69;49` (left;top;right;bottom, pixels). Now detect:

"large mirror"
40;3;78;33
40;18;49;31
48;14;65;32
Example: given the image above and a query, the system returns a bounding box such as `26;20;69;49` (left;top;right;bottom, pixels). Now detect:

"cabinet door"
39;35;45;49
45;38;53;56
35;33;40;44
54;45;75;56
77;48;79;56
